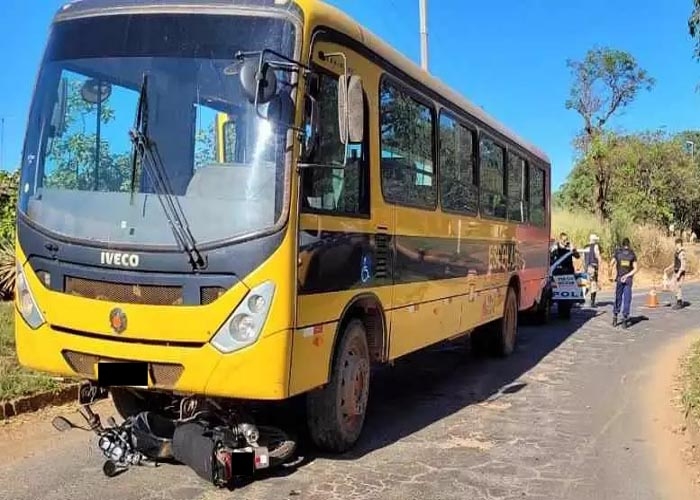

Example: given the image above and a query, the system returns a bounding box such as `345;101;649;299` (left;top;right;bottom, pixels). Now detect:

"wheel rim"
337;333;370;435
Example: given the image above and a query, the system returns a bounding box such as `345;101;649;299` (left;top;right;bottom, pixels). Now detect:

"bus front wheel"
306;318;370;453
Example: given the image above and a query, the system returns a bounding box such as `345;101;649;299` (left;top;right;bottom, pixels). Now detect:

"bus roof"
303;0;550;164
55;0;550;164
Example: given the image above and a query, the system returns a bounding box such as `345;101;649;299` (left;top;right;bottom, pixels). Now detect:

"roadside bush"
0;170;19;300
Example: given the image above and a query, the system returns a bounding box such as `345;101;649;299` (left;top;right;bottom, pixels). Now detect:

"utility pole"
419;0;428;71
0;117;4;171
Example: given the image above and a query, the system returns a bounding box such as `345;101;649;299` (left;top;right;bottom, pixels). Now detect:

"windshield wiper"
129;74;206;271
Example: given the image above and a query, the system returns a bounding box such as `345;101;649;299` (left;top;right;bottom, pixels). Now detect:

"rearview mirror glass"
338;74;364;145
239;59;278;105
80;78;112;105
51;416;74;432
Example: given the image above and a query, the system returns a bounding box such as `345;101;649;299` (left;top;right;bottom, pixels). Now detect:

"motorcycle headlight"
210;281;275;354
16;262;44;330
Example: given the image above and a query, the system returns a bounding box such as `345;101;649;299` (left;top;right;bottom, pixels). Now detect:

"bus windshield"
19;12;297;248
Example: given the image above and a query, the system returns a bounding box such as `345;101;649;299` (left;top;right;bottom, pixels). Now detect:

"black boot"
672;300;683;310
590;293;597;308
622;317;630;329
612;314;618;327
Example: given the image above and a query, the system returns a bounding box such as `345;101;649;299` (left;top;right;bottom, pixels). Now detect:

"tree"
689;1;700;59
556;129;700;229
45;79;132;193
565;47;655;221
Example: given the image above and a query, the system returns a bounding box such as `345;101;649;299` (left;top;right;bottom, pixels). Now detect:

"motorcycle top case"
172;422;252;487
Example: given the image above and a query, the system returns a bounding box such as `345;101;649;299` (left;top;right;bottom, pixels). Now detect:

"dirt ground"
646;331;700;500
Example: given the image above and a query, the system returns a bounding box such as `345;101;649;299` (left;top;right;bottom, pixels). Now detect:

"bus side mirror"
338;74;364;145
239;59;278;105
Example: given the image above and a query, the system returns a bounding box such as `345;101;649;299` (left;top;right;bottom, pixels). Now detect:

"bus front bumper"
14;309;292;400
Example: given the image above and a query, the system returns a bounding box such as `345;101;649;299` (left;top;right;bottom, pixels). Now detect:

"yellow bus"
15;0;551;453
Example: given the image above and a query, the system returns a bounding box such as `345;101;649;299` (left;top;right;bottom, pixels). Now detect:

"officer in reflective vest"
665;237;687;310
585;234;602;307
608;237;639;329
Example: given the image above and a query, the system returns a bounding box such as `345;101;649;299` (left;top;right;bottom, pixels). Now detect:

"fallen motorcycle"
52;393;297;488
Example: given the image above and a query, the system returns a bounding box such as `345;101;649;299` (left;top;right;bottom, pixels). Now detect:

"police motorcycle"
51;382;297;488
547;245;590;320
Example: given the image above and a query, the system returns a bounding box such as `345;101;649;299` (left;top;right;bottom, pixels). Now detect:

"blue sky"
0;0;699;188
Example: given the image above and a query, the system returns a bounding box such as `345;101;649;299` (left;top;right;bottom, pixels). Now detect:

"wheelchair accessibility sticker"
361;254;372;283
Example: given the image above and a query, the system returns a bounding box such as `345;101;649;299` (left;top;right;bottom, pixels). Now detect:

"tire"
558;302;572;320
533;292;551;325
470;286;518;358
306;319;370;453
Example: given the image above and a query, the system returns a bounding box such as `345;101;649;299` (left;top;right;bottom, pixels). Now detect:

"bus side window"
529;165;546;226
507;152;527;222
438;113;477;214
301;72;368;216
217;113;237;163
479;136;507;219
379;79;436;208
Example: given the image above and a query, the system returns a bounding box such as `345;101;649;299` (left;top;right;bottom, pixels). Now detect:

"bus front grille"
62;350;184;387
65;276;184;306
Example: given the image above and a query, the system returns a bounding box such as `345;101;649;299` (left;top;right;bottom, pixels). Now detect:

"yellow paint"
289;322;337;395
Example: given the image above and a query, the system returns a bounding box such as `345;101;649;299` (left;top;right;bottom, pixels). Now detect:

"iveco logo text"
100;252;140;268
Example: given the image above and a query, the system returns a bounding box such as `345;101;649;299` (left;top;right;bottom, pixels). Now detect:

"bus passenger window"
479;137;507;219
379;79;435;208
301;73;368;215
529;165;546;226
507;153;527;222
439;113;477;213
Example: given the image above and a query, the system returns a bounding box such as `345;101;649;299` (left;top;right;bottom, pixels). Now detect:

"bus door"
293;39;391;388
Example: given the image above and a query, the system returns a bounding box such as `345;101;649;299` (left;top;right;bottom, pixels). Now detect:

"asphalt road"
1;284;698;500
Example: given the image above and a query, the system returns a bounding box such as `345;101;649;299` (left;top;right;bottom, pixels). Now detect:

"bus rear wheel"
306;319;370;453
471;286;518;357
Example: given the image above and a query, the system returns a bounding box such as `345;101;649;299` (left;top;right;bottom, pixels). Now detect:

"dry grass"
0;302;61;401
682;340;700;427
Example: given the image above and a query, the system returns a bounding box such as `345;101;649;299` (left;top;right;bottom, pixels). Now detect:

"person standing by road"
609;237;639;329
585;233;602;307
551;232;579;274
665;237;687;310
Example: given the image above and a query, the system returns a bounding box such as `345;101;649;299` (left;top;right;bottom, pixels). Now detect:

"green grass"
0;301;62;401
682;340;700;424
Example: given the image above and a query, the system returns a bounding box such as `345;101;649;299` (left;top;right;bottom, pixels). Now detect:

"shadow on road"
279;306;601;466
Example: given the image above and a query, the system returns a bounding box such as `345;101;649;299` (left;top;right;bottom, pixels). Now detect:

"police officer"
609;237;639;329
585;233;602;307
665;237;687;310
551;232;579;274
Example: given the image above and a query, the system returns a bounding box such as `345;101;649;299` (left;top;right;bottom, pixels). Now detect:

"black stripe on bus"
297;229;549;295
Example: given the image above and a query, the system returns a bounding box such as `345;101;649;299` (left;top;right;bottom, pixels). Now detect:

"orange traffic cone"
645;282;660;308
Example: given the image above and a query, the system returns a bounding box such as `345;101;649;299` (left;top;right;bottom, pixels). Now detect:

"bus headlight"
210;281;275;354
16;263;45;330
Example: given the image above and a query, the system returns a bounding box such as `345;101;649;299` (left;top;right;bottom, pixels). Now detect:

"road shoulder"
645;330;700;500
